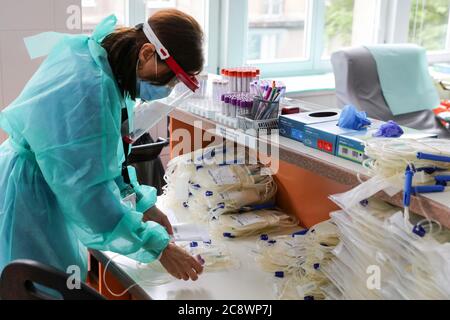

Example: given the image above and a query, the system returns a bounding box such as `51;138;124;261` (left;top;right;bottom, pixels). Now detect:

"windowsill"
430;66;450;81
272;73;336;96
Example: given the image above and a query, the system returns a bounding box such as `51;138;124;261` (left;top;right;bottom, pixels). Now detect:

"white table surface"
102;204;297;300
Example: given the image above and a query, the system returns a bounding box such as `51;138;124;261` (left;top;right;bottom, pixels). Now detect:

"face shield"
142;22;200;93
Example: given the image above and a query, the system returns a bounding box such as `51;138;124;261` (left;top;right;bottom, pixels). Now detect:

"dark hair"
102;9;204;100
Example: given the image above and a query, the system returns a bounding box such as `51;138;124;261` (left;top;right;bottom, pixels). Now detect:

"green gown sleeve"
0;18;170;263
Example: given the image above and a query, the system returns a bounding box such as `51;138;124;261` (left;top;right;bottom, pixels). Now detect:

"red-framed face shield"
143;22;200;92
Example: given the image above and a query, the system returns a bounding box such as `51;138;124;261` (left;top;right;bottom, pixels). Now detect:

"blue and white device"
279;109;341;143
303;121;357;155
303;119;384;157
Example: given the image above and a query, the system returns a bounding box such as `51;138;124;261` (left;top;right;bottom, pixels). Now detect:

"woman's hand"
143;206;174;235
159;243;204;281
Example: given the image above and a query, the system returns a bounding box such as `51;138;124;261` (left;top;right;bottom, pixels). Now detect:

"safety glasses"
143;22;199;92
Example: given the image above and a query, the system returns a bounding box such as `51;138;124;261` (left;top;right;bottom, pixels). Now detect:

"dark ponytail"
102;9;204;100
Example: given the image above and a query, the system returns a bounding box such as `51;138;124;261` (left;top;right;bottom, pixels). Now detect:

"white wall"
0;0;81;143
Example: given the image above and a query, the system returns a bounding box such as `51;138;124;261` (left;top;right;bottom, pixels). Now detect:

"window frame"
222;0;450;78
386;0;450;63
226;0;362;78
83;0;450;78
263;0;285;17
234;0;320;78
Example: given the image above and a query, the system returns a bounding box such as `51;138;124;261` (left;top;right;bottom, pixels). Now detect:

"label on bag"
208;166;239;186
229;213;265;227
172;223;211;242
219;190;261;207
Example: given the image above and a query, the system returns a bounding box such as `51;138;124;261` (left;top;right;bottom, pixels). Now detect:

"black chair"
129;134;170;196
0;260;105;300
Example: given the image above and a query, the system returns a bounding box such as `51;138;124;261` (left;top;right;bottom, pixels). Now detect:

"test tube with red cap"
221;67;260;93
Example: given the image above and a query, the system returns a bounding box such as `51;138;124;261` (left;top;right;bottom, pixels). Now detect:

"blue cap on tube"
292;229;309;237
190;242;199;248
223;233;236;239
260;234;269;241
435;175;450;186
413;225;427;238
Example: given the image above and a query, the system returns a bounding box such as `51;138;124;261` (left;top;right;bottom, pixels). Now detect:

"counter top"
169;105;450;229
95;205;287;300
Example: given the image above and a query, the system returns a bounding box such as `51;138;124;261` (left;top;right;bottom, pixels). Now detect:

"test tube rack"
237;115;279;137
182;99;218;121
215;113;239;129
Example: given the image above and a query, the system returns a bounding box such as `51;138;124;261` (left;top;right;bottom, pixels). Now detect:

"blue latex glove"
338;105;372;131
373;121;404;138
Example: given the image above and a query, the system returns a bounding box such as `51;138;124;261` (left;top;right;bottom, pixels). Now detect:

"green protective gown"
0;15;170;279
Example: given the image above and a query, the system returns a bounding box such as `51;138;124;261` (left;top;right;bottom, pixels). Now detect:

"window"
263;0;284;17
247;0;310;63
409;0;450;51
81;0;128;33
248;30;283;61
323;0;355;57
243;0;450;77
143;0;209;63
79;0;450;78
81;0;207;34
246;0;362;75
80;0;212;69
143;0;207;32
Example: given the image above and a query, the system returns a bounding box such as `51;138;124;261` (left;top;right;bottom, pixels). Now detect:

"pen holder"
251;97;280;120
